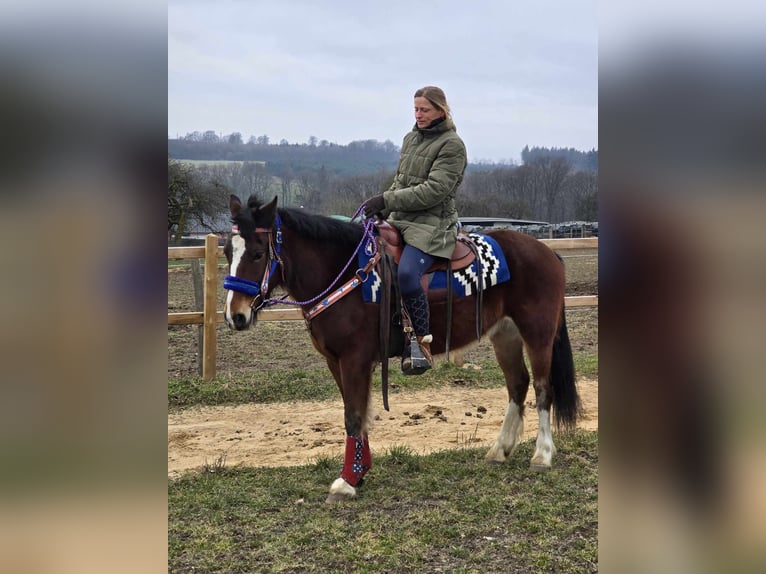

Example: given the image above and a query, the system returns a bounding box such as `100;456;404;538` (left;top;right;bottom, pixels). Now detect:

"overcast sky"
168;0;597;163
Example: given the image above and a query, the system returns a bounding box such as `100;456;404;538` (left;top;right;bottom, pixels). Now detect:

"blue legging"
398;244;435;296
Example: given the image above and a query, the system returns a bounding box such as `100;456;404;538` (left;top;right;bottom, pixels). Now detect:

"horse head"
223;194;279;330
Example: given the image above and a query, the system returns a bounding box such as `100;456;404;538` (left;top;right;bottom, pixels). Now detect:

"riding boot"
401;291;433;375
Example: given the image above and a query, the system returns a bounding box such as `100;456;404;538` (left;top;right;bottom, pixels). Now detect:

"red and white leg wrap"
340;434;372;486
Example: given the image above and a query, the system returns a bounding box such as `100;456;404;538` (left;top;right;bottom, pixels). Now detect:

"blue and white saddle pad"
359;233;511;303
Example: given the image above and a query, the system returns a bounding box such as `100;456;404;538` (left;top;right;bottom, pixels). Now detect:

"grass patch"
168;369;340;409
169;430;598;573
384;359;506;392
168;351;597;409
574;352;598;378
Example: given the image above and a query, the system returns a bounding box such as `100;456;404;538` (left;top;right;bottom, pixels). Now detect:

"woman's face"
414;96;445;128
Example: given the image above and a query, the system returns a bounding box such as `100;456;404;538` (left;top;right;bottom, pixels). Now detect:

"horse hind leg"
485;318;530;464
527;345;557;471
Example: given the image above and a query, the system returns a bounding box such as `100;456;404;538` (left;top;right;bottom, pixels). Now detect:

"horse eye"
251;251;265;261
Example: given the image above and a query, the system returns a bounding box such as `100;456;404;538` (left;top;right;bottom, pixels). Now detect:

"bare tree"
563;171;598;220
324;169;394;215
240;162;272;197
460;166;531;218
280;167;294;206
294;172;318;210
201;130;219;143
527;157;571;222
168;159;228;243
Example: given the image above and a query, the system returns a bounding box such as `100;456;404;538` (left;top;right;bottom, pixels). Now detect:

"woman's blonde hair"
414;86;453;125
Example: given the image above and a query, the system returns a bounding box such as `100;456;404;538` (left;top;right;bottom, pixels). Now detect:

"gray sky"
168;0;597;163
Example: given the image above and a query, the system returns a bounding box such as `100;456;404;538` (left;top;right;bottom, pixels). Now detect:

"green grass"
575;352;598;378
169;430;598;573
168;369;340;408
168;353;597;409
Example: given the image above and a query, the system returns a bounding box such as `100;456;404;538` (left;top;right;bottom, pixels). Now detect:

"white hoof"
530;443;556;472
325;477;357;503
530;458;552;472
485;442;513;464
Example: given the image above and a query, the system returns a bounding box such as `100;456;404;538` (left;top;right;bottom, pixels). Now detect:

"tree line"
168;138;597;243
169;134;399;177
521;145;598;173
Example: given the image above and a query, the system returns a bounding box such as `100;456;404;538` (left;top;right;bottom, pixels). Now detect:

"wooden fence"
168;234;598;380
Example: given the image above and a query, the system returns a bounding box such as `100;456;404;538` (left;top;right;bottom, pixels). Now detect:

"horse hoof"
485;444;514;464
326;477;357;503
530;462;551;472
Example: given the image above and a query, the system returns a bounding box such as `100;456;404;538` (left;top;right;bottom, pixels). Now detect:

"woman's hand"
362;194;386;219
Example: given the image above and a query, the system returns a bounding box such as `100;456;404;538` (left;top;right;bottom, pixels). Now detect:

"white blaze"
224;234;246;321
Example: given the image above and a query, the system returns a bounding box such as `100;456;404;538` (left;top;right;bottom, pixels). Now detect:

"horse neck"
279;229;358;303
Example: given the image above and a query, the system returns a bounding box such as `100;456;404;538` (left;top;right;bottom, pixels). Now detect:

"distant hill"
168;138;400;177
168;139;597;177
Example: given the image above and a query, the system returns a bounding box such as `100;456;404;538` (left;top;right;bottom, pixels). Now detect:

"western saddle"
374;221;476;272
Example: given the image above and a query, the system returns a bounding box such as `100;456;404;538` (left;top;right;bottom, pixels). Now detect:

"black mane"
238;195;364;250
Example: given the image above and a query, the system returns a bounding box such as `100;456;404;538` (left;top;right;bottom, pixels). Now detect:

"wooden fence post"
190;259;204;375
202;234;218;380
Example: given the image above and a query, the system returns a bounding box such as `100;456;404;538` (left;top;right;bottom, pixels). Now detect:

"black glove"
362;194;386;219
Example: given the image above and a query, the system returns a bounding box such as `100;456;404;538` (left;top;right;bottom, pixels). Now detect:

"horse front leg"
326;434;372;502
326;359;373;503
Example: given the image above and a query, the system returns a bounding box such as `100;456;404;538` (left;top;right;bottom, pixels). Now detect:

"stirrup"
401;334;433;376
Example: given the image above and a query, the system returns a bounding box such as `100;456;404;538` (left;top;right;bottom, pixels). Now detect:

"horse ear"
229;195;242;217
258;195;279;222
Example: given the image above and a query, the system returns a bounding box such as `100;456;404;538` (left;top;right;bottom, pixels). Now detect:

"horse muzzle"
224;292;257;331
230;311;253;331
224;275;264;330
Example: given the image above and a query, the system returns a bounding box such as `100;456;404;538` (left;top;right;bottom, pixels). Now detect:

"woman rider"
363;86;467;374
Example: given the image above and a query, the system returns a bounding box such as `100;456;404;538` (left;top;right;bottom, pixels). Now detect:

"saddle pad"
427;233;511;296
359;233;510;303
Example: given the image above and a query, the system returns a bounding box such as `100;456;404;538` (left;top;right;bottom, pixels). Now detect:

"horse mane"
238;195;364;250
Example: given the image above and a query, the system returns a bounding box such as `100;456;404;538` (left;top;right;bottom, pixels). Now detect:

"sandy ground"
168;378;598;477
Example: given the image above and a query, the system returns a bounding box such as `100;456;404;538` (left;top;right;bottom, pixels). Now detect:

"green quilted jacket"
381;119;467;259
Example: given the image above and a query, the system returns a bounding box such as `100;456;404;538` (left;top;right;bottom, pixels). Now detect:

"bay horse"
223;194;580;502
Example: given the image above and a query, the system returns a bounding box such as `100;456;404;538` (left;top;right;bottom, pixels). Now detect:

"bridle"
223;214;284;313
223;209;379;320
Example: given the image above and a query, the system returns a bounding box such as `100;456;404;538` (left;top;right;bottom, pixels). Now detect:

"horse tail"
551;302;581;431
